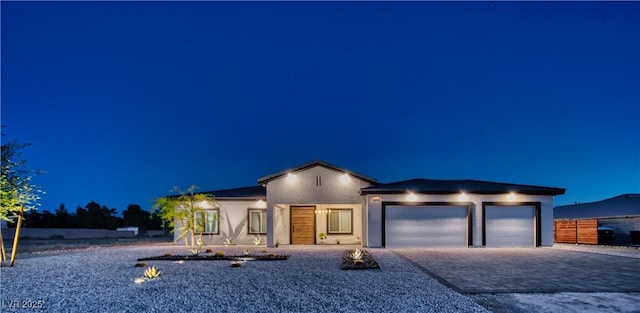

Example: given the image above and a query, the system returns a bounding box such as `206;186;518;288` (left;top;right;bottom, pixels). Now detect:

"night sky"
2;1;639;214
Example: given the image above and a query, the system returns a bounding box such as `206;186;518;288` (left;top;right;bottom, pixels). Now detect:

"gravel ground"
0;245;488;313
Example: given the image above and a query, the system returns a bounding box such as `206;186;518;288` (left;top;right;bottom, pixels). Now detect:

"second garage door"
385;205;469;248
484;205;536;247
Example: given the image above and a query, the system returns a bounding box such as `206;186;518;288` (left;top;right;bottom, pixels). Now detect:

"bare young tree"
152;185;217;255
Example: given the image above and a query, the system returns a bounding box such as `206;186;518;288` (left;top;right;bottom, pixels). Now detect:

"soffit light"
256;200;266;208
340;173;351;183
507;192;517;202
407;192;417;202
458;192;469;201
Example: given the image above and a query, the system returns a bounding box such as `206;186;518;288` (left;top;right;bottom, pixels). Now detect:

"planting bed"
138;254;289;261
342;249;380;270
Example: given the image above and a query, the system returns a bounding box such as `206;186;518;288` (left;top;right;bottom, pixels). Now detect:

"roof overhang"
360;179;565;196
257;160;377;185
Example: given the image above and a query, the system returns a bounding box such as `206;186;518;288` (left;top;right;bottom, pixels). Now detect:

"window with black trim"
328;209;352;234
195;209;219;234
248;209;267;234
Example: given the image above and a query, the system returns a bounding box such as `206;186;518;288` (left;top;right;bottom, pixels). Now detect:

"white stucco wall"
173;199;267;246
365;193;556;248
265;165;373;246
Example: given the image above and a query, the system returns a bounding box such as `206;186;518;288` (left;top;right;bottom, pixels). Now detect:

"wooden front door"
291;206;315;244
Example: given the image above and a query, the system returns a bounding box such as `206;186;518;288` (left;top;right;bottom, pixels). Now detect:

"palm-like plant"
152;185;217;253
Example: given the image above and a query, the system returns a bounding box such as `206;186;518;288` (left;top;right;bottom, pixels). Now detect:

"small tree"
152;185;216;254
1;137;45;266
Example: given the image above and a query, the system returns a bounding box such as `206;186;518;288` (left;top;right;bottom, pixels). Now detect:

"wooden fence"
554;218;598;244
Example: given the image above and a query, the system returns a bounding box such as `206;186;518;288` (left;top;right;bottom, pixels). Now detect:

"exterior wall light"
286;173;297;183
458;192;469;201
407;192;417;202
507;192;517;202
340;173;351;183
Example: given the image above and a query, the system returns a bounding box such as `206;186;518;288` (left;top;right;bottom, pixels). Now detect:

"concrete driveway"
393;248;640;293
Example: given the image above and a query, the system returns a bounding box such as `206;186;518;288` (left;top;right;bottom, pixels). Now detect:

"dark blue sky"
2;1;639;213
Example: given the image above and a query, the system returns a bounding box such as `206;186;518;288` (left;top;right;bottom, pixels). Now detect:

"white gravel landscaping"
0;245;488;313
551;243;640;259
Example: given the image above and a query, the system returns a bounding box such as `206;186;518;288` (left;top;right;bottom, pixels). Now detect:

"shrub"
143;266;161;279
134;262;148;267
214;251;225;257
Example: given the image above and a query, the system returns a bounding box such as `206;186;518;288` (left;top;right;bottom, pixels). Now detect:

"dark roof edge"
257;160;377;184
360;179;565;196
359;189;565;196
166;185;265;200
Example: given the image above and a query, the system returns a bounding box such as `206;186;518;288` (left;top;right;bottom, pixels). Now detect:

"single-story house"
177;160;565;248
555;194;640;244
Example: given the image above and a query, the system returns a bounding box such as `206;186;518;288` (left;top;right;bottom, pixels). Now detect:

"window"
195;209;219;234
328;209;352;234
248;209;267;234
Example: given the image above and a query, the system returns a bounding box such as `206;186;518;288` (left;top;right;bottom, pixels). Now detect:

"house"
555;194;640;244
177;160;565;248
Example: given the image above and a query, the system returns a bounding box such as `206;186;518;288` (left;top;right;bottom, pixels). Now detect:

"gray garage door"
385;205;468;248
485;205;535;247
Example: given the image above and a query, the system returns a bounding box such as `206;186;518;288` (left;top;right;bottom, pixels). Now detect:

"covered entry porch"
271;204;363;245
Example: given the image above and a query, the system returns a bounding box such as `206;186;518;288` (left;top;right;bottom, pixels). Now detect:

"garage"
484;205;537;247
384;204;470;248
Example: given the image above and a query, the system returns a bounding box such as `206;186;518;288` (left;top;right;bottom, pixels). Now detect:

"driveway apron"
393;248;640;293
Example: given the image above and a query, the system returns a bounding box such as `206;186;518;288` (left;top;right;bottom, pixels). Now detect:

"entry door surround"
291;206;316;244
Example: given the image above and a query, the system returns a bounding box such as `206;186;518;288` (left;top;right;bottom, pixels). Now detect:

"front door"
291;206;315;244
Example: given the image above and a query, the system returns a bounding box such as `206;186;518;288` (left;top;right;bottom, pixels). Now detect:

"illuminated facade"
175;160;565;248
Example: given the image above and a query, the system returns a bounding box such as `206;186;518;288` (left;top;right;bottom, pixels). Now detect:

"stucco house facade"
177;160;565;248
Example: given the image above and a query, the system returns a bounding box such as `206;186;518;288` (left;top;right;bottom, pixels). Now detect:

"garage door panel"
485;205;534;247
385;205;468;248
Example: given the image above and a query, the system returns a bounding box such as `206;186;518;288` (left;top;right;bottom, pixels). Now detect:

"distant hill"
554;194;640;219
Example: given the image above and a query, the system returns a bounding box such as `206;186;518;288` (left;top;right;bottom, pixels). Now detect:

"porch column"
266;200;275;247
